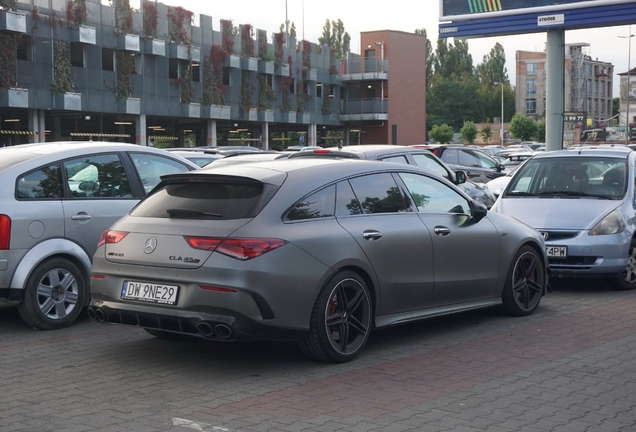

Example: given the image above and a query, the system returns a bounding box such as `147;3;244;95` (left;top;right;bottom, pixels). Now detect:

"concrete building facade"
0;0;427;147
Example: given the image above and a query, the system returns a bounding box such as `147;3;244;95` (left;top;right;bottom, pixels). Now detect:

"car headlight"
589;210;626;235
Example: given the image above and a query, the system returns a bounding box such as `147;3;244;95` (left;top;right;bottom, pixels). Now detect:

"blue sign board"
441;0;633;21
439;2;636;38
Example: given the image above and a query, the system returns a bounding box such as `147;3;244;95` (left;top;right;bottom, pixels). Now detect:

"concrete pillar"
308;123;317;146
28;109;45;143
344;128;350;146
262;122;269;150
136;114;146;146
546;29;565;151
207;119;217;146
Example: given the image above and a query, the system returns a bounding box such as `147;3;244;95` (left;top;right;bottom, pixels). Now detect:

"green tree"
536;117;546;143
434;38;473;81
509;113;538;141
429;124;454;144
481;122;492;144
318;19;350;59
414;28;434;89
475;42;508;86
426;78;481;131
460;121;478;144
613;97;620;125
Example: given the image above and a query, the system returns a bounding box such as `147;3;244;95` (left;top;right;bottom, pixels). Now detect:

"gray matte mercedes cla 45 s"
89;158;548;363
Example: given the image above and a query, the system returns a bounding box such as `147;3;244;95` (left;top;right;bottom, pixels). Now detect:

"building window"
222;68;230;86
102;48;114;71
587;80;592;96
526;63;537;75
526;78;536;95
16;35;31;61
526;99;536;114
70;43;84;67
168;58;178;79
601;82;605;97
594;81;598;96
317;83;322;98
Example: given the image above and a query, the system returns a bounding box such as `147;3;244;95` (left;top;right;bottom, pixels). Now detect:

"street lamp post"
619;27;634;145
494;81;504;144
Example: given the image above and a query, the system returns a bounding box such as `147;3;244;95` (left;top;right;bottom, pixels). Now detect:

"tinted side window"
16;163;63;199
335;180;362;216
400;172;470;214
458;149;479;167
64;154;132;198
381;155;409;164
349;173;409;214
411;153;451;180
286;185;335;221
474;151;498;169
130;153;192;194
441;149;459;164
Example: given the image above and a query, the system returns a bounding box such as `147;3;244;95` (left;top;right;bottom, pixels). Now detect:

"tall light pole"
494;81;504;144
620;26;634;144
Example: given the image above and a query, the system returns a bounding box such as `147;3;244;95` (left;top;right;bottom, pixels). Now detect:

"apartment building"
516;43;613;142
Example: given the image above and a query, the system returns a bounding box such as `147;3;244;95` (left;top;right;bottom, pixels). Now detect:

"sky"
130;0;634;96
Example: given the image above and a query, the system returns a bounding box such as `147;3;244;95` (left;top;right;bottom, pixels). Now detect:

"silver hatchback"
491;147;636;289
0;142;198;329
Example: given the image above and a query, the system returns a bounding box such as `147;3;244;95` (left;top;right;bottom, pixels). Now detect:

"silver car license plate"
121;281;179;304
546;246;567;258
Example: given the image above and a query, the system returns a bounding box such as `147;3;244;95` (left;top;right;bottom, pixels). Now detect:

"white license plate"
121;281;179;305
546;246;567;258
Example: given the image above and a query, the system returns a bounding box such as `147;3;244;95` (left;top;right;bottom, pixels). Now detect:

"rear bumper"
88;299;306;342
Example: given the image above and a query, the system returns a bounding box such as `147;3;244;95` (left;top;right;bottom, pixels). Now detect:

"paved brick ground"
1;279;635;432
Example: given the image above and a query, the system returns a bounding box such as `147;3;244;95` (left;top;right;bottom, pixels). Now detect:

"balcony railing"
341;98;388;119
340;57;388;75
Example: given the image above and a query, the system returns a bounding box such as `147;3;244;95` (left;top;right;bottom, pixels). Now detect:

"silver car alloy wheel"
36;267;80;320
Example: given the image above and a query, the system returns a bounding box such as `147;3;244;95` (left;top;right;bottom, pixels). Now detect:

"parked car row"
5;140;634;363
0;141;548;363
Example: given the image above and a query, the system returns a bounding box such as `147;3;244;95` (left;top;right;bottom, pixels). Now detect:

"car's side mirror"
470;200;488;221
454;170;467;185
498;163;505;172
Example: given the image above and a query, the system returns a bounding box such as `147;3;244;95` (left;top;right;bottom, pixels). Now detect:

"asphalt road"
1;278;635;432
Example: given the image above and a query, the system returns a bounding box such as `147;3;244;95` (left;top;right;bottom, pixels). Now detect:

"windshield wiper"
537;191;584;197
506;191;538;197
166;208;223;218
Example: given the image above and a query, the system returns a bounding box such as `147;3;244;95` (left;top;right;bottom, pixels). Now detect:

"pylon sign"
439;0;636;38
440;0;633;21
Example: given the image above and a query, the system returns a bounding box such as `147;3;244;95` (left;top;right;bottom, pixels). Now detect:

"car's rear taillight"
0;215;11;250
185;236;287;260
97;230;129;248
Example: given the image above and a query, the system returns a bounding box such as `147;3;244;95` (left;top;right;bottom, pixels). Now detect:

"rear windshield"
130;182;264;220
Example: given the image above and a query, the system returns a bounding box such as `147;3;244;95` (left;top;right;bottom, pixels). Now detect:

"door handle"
362;230;382;241
434;226;451;236
71;212;92;221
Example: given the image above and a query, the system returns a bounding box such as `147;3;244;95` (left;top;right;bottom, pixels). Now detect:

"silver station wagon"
0;142;198;330
89;158;548;363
